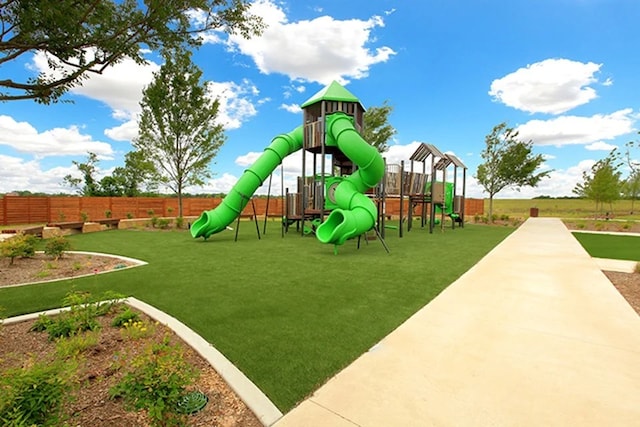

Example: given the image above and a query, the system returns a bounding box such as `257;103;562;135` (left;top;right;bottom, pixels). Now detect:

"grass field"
485;198;640;220
572;232;640;261
0;221;514;411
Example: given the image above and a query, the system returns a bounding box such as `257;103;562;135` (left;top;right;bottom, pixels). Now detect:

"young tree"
361;100;396;153
63;152;101;196
110;150;160;196
476;123;550;220
0;0;262;103
573;150;623;215
622;133;640;213
135;47;225;217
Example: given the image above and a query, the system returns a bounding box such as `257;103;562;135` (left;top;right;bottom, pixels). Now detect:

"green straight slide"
190;125;304;239
315;113;384;245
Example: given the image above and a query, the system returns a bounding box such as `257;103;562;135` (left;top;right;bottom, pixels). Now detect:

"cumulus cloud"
280;103;302;113
0;115;114;158
222;0;396;84
0;155;80;194
515;109;636;147
585;141;617;151
489;58;603;114
207;80;262;129
31;51;159;114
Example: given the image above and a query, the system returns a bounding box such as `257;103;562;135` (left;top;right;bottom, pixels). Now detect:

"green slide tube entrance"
190;125;304;239
315;113;384;245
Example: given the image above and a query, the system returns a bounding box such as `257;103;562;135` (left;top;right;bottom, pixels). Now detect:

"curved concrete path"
274;218;640;426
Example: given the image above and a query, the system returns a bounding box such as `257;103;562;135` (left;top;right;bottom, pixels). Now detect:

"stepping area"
275;218;640;426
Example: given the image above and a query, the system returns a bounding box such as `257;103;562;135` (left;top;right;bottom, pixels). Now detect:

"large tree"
476;123;550;220
110;150;160;196
573;149;622;215
135;46;225;217
361;100;396;153
0;0;262;103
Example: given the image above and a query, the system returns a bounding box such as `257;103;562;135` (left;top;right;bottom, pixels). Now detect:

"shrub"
111;307;140;328
0;359;75;427
110;337;199;427
44;236;71;260
30;291;124;340
55;330;99;359
0;233;38;265
175;216;185;229
105;209;112;218
156;218;171;229
126;212;134;219
80;211;89;222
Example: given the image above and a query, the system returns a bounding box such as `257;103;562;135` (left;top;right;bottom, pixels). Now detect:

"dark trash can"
529;207;539;217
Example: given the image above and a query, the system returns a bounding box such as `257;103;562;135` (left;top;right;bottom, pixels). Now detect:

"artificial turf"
572;232;640;261
0;221;513;411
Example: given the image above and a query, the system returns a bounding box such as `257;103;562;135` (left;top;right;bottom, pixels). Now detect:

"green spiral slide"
190;125;304;239
315;113;385;245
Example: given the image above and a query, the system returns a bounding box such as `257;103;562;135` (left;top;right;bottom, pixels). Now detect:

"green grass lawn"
0;222;513;411
572;232;640;261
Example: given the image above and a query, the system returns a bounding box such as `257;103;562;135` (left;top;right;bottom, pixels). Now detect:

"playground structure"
191;81;468;248
191;81;386;250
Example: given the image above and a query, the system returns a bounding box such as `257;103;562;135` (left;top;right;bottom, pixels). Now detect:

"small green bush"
80;211;89;222
156;218;171;229
0;234;38;265
105;209;112;218
44;235;71;260
110;337;199;427
126;212;134;219
55;330;99;359
111;307;140;328
0;360;75;427
175;216;185;229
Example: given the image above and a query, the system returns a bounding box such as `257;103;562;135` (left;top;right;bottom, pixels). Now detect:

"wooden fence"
0;195;484;226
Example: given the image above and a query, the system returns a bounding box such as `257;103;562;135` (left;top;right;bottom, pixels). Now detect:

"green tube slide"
316;113;384;245
191;125;304;239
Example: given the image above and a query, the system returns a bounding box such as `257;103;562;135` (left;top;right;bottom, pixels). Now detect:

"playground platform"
274;217;640;426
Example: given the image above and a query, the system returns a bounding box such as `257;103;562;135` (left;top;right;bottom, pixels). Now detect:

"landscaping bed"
0;301;262;427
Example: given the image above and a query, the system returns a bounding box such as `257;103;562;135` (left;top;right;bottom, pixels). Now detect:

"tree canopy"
476;122;550;220
361;100;396;153
134;46;225;217
573;149;622;214
0;0;262;103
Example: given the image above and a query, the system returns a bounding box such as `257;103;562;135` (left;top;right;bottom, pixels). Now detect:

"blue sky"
1;0;639;198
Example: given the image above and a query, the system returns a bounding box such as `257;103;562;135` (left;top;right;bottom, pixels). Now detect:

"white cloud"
280;103;301;113
104;118;139;142
585;141;617;151
489;58;602;114
223;0;396;84
0;155;81;194
207;80;261;129
515;109;636;147
31;51;159;114
0;115;114;158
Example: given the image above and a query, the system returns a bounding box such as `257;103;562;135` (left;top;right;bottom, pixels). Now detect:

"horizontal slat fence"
0;195;483;226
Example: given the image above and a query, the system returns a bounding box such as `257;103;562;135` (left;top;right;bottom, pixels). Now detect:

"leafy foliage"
1;0;263;103
476;122;550;220
44;236;71;260
0;359;75;427
135;46;226;217
361;100;396;152
573;149;623;214
110;337;199;427
0;234;37;265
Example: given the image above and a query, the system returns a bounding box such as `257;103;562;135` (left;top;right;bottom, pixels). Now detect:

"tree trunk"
488;195;494;223
177;186;183;219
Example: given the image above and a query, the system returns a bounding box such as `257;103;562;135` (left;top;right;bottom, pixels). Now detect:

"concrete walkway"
274;218;640;426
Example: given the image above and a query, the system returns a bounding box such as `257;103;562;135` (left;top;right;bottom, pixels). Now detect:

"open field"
0;222;514;411
487;198;640;220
